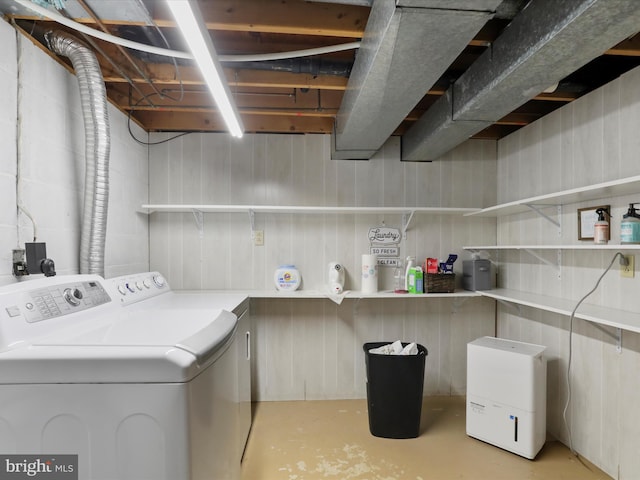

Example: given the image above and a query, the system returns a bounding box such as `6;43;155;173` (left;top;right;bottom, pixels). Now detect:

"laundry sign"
368;226;401;267
368;227;401;245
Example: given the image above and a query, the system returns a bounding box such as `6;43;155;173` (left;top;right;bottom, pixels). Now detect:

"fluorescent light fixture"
166;0;244;138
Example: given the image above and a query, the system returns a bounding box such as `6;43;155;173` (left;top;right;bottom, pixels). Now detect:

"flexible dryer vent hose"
45;30;110;277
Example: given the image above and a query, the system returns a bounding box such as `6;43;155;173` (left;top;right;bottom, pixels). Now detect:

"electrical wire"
127;92;192;146
14;26;37;243
19;0;359;145
14;0;360;62
18;0;360;145
562;251;626;455
123;1;186;145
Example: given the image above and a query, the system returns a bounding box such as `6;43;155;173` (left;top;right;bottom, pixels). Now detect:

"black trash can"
363;342;428;439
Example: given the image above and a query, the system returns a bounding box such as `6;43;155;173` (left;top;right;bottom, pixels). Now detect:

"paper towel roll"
361;254;378;294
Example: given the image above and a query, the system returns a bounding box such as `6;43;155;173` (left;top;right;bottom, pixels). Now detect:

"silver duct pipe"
45;30;110;277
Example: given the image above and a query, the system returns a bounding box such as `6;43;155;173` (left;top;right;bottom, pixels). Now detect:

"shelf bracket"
524;204;562;237
402;211;415;240
522;248;562;279
192;209;204;238
495;298;521;315
248;209;256;239
591;323;622;353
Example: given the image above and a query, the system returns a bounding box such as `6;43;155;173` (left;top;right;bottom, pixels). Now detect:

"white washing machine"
0;272;250;480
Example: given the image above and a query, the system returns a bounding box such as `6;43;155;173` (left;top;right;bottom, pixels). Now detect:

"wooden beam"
133;110;334;134
533;91;580;102
106;82;343;109
606;35;640;56
148;0;369;38
109;65;350;91
495;112;540;126
127;105;337;118
8;0;368;38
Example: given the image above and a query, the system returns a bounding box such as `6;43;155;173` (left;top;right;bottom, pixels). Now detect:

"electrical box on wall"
25;242;56;277
621;254;634;278
12;249;28;277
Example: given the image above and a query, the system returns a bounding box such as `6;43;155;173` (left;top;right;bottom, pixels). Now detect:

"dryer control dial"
153;275;166;288
63;287;83;306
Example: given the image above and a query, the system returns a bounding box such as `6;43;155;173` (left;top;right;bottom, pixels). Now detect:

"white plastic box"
466;336;547;459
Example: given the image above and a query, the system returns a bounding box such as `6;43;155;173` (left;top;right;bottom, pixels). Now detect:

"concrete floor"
241;396;611;480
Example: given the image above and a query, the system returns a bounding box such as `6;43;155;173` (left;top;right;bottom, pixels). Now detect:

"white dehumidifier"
466;336;547;459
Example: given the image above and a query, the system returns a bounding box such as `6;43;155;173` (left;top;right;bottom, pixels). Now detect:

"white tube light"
166;0;244;138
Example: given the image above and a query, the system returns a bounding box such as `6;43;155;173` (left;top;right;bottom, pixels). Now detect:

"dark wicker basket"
425;273;455;293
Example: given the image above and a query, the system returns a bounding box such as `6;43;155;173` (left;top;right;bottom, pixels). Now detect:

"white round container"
361;254;378;294
274;265;301;291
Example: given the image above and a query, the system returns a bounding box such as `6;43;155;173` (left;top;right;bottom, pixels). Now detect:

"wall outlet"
12;249;28;277
621;254;634;278
253;230;264;246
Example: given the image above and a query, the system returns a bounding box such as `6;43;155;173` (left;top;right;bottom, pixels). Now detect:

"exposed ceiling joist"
402;0;640;161
1;0;639;148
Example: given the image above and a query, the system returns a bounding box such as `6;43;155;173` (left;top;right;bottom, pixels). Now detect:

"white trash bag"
369;340;419;355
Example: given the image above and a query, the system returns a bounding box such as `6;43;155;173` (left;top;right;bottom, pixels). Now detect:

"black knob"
63;288;83;306
41;258;56;277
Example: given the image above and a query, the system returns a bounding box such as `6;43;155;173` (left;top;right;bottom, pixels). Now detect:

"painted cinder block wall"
0;19;149;286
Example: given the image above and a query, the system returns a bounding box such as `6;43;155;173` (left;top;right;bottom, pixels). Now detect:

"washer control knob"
117;284;127;295
136;281;143;291
63;288;83;306
153;275;166;288
126;283;136;293
143;279;152;289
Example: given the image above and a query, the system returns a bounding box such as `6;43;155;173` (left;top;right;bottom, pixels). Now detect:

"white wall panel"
149;133;497;400
495;64;640;479
249;296;495;401
619;66;640;178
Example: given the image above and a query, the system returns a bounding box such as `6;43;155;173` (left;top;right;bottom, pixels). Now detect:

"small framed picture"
578;205;610;240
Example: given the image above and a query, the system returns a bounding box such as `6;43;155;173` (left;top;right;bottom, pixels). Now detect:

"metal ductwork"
45;30;110;277
402;0;640;161
331;0;502;160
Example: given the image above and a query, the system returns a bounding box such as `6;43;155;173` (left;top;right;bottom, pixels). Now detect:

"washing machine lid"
0;308;237;384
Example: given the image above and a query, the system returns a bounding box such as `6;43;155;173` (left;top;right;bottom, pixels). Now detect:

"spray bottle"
621;203;640;244
404;256;414;292
593;208;609;245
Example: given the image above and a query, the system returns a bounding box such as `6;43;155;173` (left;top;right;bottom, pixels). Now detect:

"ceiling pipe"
402;0;640;161
331;0;502;160
222;58;352;78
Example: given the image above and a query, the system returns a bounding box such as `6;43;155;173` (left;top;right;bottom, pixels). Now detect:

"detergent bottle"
404;256;414;292
621;204;640;244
